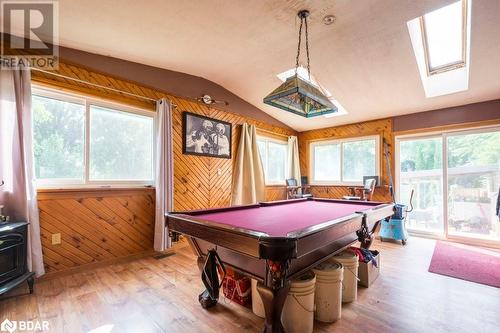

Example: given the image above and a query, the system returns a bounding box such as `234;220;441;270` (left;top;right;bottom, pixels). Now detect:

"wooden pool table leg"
257;260;291;333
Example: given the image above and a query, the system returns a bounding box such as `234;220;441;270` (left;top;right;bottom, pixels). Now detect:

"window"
310;136;379;185
32;94;85;183
421;0;467;74
32;88;155;187
396;126;500;244
89;105;153;181
407;0;471;97
257;137;288;185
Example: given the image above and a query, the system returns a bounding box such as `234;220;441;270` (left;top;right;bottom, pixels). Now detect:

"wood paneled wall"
298;118;393;202
31;61;295;273
37;189;155;273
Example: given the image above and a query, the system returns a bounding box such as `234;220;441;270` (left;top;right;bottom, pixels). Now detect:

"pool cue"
383;139;396;203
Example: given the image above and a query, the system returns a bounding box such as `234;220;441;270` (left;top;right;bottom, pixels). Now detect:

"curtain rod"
30;67;175;106
257;127;291;138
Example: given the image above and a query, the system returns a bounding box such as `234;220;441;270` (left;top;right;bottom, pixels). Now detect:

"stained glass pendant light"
263;10;337;118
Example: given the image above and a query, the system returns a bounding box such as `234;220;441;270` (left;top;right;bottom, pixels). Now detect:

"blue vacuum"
379;140;413;246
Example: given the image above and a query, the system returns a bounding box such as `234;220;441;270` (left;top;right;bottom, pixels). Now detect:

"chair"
343;178;376;201
286;178;312;200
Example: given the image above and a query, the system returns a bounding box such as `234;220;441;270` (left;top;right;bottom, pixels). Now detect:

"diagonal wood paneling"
30;61;295;273
32;61;296;211
38;189;155;273
298;118;393;202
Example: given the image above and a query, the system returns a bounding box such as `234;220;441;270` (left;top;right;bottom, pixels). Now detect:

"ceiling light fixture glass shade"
263;10;338;118
263;74;336;117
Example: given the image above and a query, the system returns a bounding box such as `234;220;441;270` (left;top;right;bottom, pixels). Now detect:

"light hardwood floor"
1;237;499;333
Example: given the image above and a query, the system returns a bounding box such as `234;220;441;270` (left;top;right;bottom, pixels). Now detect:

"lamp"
263;10;337;118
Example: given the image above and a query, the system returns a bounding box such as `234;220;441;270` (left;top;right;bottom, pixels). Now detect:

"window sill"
309;183;363;187
308;184;387;189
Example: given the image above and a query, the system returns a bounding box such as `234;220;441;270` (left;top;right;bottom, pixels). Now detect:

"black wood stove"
0;222;35;296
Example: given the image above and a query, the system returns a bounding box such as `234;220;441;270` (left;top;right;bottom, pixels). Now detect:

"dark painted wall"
393;99;500;132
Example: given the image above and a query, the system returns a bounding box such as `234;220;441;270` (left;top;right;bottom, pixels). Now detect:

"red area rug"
428;241;500;288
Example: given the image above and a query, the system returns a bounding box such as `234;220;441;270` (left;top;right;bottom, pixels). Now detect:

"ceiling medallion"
263;10;337;118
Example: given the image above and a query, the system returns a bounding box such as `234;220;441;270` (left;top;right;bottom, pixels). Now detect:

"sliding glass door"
397;136;444;234
446;130;500;241
396;126;500;244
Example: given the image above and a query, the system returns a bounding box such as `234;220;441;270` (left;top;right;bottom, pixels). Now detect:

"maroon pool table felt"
195;200;377;237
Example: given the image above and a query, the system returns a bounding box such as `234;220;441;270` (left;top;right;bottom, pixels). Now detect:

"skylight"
422;0;466;74
276;67;348;117
407;0;471;97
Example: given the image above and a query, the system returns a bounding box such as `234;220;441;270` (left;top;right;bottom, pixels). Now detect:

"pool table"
166;198;394;333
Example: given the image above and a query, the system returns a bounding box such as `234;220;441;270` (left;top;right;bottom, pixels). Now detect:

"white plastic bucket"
313;261;344;322
282;271;316;333
333;250;359;303
251;279;265;318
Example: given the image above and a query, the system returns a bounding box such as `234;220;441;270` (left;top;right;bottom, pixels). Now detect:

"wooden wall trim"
37;188;155;200
32;78;156;111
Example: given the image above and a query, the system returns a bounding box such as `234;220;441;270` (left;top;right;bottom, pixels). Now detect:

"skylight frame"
420;0;468;76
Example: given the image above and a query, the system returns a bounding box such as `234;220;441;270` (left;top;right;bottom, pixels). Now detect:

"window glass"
267;142;287;183
399;137;444;233
423;1;464;69
313;144;340;182
257;139;267;172
90;105;154;181
32;95;85;181
32;90;154;187
257;137;287;184
342;139;376;181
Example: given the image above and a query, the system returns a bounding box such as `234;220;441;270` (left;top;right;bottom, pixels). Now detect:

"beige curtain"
287;135;301;185
231;123;265;205
0;68;45;276
154;98;174;251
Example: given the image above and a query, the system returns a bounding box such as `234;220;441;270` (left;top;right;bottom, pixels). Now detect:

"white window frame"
309;135;380;186
407;0;471;98
395;124;500;248
32;86;156;189
420;0;468;76
257;135;288;186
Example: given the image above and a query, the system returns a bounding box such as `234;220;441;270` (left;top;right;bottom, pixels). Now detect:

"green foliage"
32;96;153;182
342;140;376;180
447;132;500;168
89;106;153;180
400;138;442;171
32;95;84;179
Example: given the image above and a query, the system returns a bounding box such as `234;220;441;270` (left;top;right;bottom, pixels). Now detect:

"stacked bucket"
251;249;360;333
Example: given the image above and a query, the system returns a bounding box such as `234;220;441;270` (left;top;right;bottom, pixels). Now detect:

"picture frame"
182;111;232;159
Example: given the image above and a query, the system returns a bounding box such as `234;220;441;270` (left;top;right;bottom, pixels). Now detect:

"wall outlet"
51;233;61;245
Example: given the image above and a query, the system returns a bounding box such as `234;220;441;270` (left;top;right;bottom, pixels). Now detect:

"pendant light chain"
295;17;303;74
305;15;311;80
263;9;337;118
294;13;311;80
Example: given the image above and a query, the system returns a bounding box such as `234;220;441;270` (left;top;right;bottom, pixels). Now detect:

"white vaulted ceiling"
16;0;500;130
